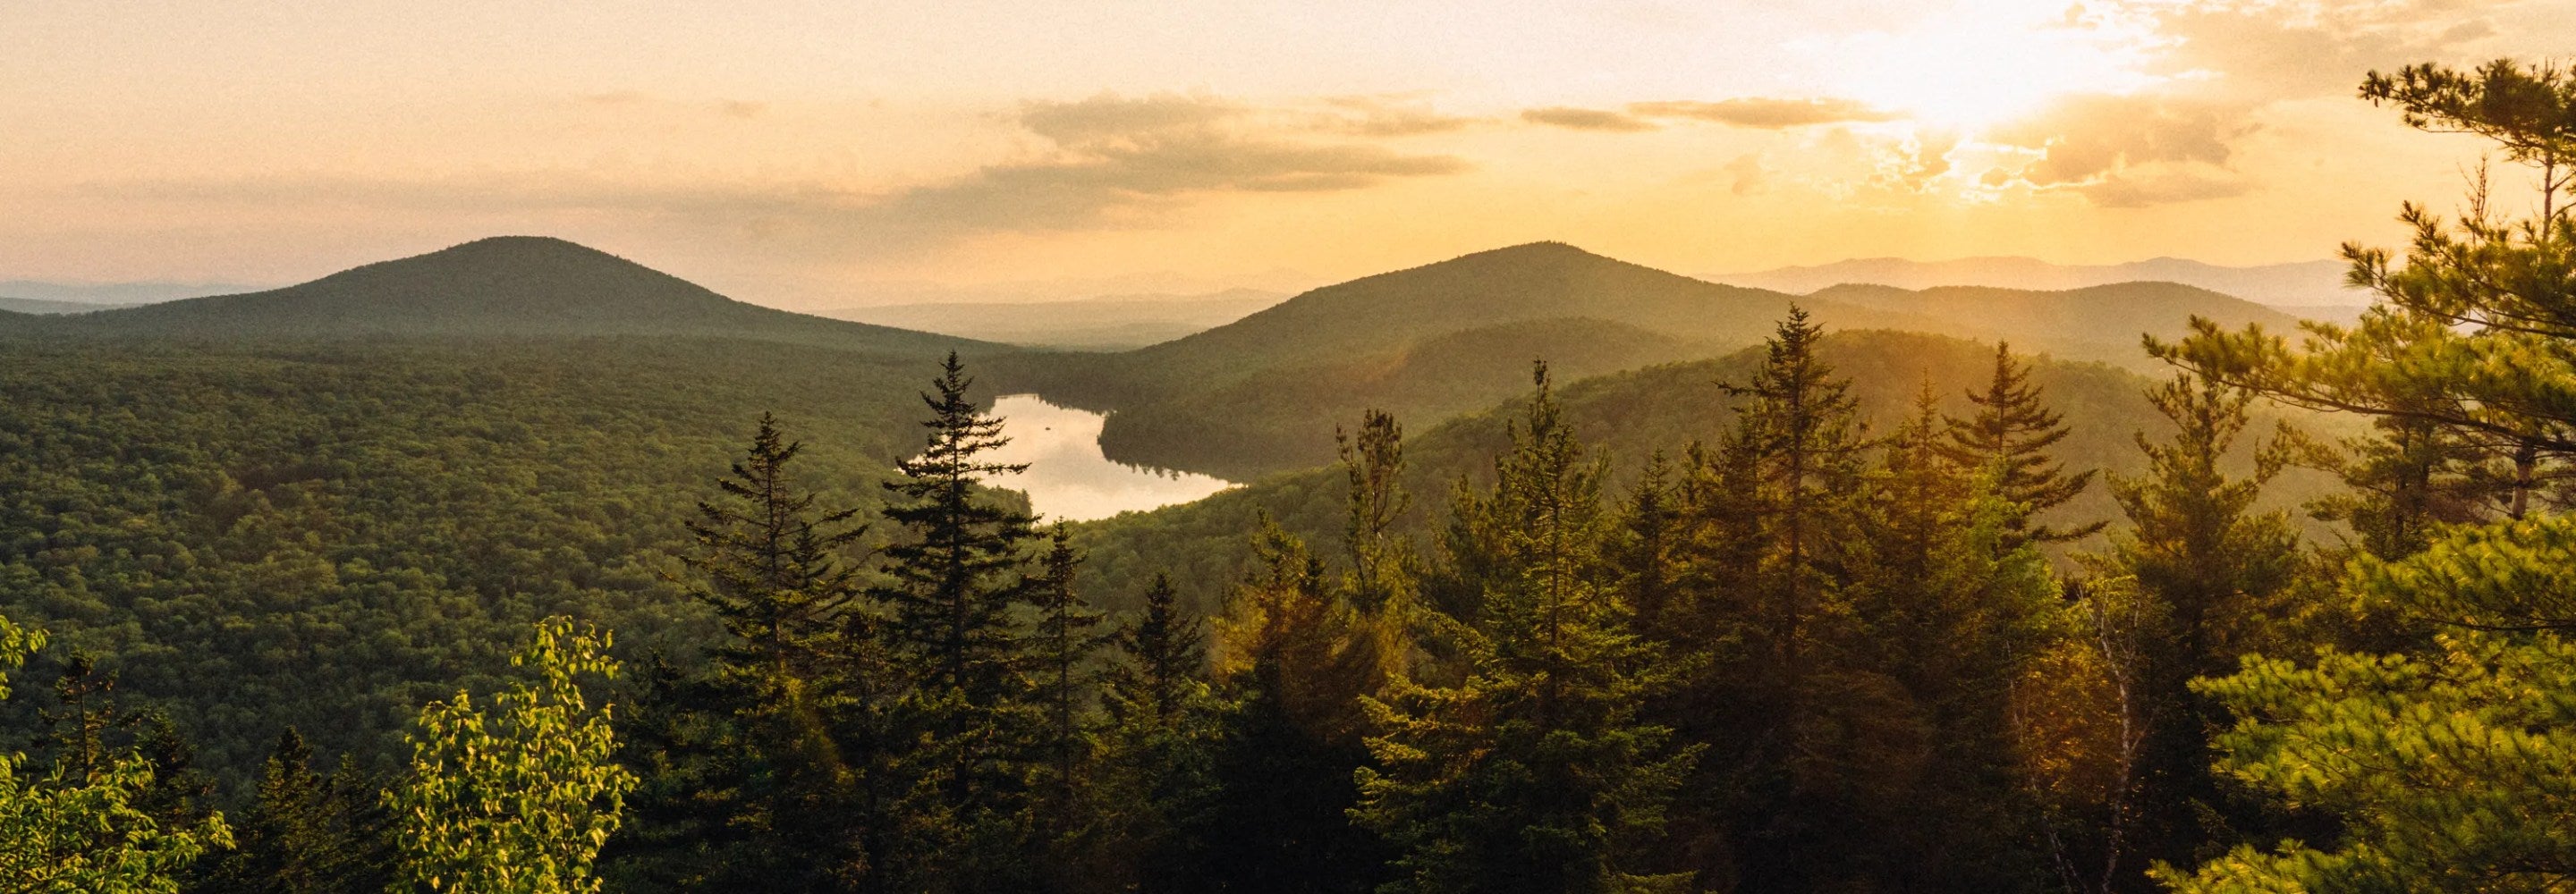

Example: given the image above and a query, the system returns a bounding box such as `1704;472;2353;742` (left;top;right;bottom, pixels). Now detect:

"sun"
1826;0;2160;132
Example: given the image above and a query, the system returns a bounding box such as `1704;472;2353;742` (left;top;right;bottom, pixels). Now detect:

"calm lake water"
978;393;1234;522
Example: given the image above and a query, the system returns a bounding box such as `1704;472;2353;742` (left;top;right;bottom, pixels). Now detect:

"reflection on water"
979;394;1235;522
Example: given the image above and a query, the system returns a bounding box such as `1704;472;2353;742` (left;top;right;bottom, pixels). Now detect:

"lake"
978;393;1235;522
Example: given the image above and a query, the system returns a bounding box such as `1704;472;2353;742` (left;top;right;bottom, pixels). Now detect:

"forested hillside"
998;242;2301;480
0;338;951;780
1071;329;2337;612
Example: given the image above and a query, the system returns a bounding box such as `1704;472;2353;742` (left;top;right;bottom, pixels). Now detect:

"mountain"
2;236;983;354
1713;256;2361;308
1808;282;2307;355
1004;241;2301;480
1071;328;2339;611
0;296;135;315
822;288;1284;350
0;279;258;305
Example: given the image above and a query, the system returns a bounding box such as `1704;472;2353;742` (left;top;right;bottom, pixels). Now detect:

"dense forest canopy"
8;57;2576;894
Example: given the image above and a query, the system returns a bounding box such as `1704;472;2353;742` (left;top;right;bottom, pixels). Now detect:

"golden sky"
4;1;2569;308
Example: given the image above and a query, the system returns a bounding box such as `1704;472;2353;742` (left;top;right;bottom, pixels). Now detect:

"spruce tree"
1941;342;2104;549
874;352;1044;700
1084;574;1222;894
1723;307;1870;709
1355;363;1699;894
869;351;1050;890
1120;573;1208;720
1612;452;1684;638
630;412;875;892
682;411;869;693
1028;528;1111;836
202;729;393;894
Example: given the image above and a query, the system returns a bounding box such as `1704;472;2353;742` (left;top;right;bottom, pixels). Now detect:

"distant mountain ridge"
0;296;136;315
0;279;261;306
1713;256;2361;308
824;288;1284;350
0;236;983;354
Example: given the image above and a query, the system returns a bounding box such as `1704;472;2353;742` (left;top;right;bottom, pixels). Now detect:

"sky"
4;0;2570;308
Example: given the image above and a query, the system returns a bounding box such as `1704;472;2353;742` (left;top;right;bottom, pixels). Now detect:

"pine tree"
1354;362;1699;894
1941;342;2104;549
2162;515;2576;892
2150;59;2576;522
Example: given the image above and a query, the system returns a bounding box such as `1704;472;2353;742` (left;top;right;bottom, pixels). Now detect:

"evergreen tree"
869;351;1050;890
618;413;877;893
682;411;869;700
876;351;1044;698
1083;575;1223;894
1612;452;1685;639
1199;519;1396;894
199;729;394;894
1028;528;1111;837
2096;370;2301;881
1940;342;2104;549
2150;59;2576;522
1354;363;1699;894
1723;308;1872;705
2163;515;2576;892
1337;409;1416;614
1119;574;1207;721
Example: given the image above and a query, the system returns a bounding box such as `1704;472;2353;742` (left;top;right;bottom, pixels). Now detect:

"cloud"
1629;97;1902;129
1994;93;2250;187
716;99;767;119
1319;95;1479;136
95;92;1473;252
1520;106;1658;131
2113;0;2517;103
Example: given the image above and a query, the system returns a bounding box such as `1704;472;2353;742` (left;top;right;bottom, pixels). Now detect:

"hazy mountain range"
1710;256;2363;308
0;296;137;315
824;289;1284;350
0;278;261;306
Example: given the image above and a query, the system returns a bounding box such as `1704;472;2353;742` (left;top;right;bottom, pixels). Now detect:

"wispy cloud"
1630;97;1902;128
87;92;1474;253
1521;106;1658;131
